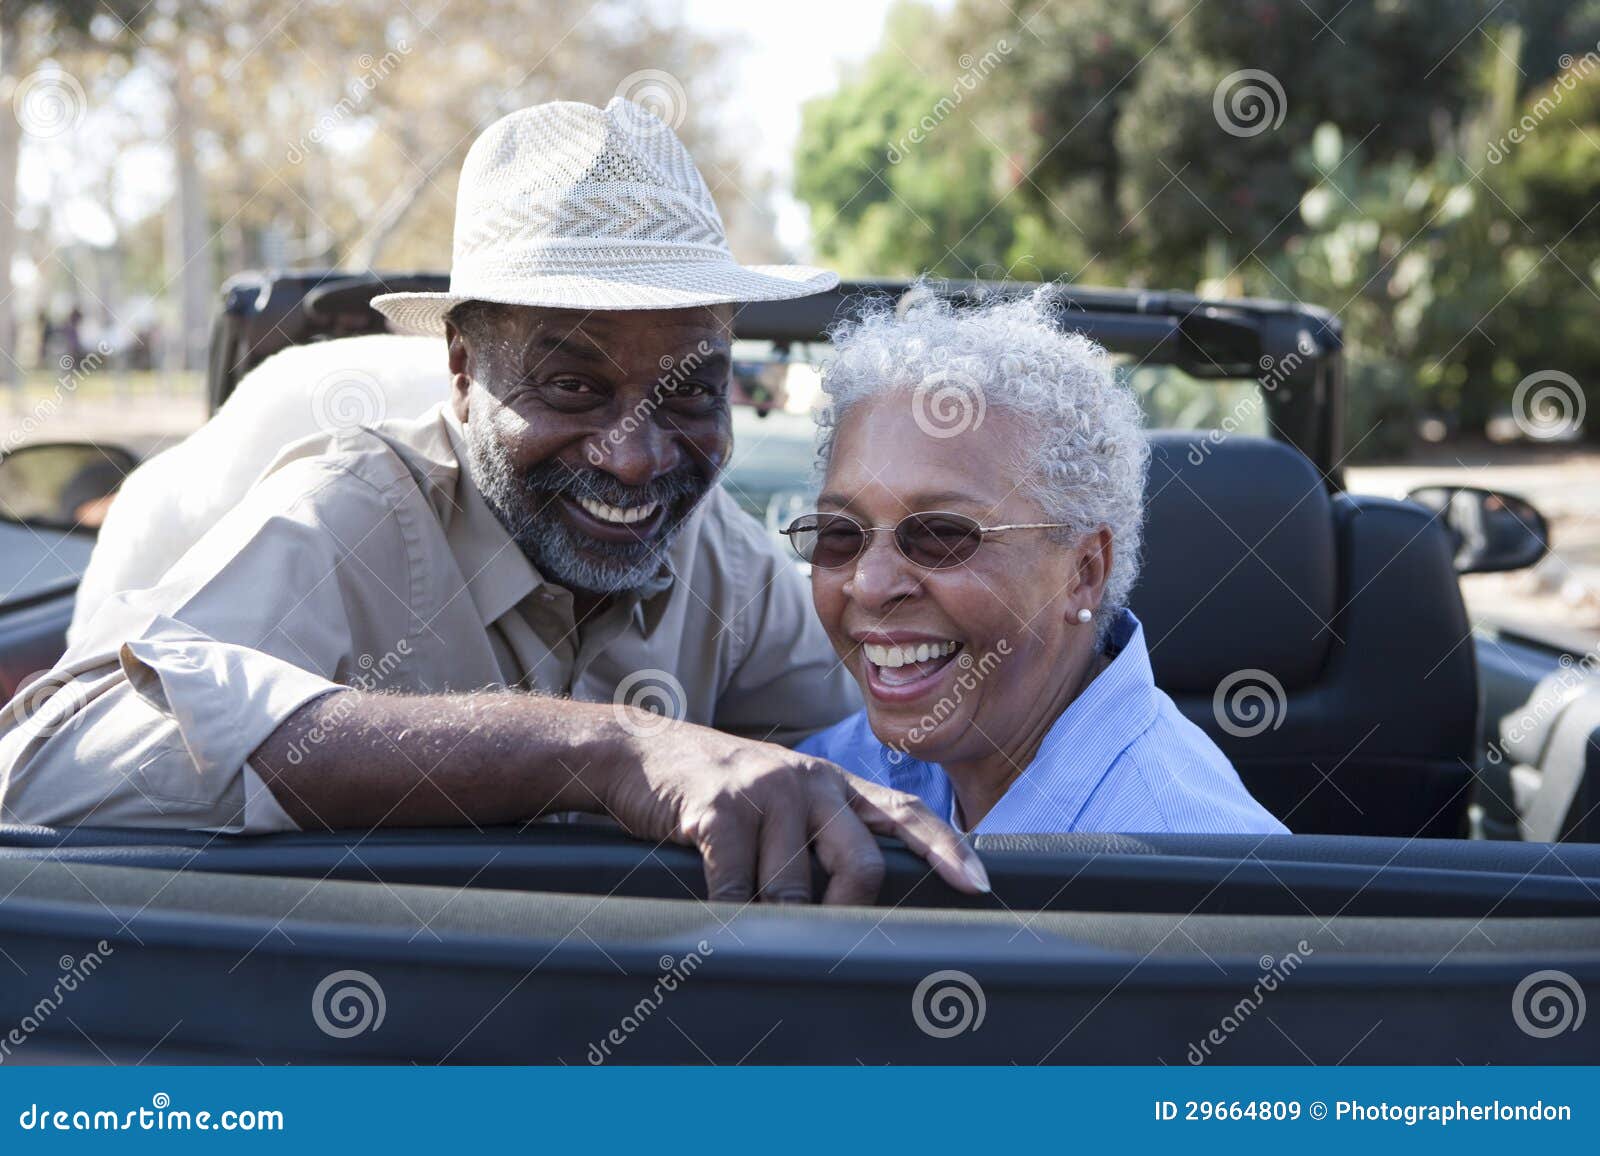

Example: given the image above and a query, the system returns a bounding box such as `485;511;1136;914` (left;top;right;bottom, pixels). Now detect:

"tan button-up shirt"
0;405;858;833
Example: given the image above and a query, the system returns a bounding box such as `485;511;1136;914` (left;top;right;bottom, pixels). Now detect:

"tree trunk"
0;11;23;392
164;51;213;372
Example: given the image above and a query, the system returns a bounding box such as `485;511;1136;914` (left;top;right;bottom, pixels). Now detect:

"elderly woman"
792;291;1287;836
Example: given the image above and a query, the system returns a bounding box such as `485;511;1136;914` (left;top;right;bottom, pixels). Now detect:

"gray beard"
464;417;708;596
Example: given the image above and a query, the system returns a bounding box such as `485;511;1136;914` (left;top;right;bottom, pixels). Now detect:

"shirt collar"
438;407;676;633
970;607;1160;833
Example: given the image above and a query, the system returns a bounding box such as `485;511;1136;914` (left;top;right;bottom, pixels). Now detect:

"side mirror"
0;442;139;533
1405;485;1550;575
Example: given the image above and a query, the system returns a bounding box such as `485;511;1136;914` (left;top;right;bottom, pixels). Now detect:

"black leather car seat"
1129;432;1477;836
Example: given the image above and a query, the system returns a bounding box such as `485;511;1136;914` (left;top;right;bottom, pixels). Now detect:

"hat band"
452;240;739;284
452;189;727;259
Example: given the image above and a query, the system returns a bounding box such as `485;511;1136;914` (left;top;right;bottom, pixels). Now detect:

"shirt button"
538;591;556;602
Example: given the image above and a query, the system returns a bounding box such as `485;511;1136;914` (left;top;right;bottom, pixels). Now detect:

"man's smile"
559;494;669;543
574;496;661;525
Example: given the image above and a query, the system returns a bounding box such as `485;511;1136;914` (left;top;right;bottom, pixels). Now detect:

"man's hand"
253;690;989;906
600;718;991;905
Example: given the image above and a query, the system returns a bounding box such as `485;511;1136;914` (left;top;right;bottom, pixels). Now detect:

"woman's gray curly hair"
815;286;1150;641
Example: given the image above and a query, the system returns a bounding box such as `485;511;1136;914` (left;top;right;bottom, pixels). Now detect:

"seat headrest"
1129;433;1336;693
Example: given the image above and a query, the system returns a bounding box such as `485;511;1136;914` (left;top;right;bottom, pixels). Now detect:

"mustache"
516;460;711;510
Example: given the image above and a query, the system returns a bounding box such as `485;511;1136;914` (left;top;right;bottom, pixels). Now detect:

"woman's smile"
790;288;1286;838
853;632;967;703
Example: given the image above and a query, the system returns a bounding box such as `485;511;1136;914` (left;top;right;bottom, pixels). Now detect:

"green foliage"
794;0;1600;455
795;2;1034;277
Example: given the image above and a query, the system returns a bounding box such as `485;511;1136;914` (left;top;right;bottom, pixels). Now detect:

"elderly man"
0;99;988;905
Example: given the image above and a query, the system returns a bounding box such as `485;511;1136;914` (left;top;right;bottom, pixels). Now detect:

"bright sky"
679;0;951;254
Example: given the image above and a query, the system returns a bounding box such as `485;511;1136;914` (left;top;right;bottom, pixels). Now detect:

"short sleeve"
0;452;417;833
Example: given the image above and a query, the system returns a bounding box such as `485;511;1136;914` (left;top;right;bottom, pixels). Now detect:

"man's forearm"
250;690;632;830
246;687;989;905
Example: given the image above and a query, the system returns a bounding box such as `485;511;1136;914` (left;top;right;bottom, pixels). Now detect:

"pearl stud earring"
1076;608;1093;624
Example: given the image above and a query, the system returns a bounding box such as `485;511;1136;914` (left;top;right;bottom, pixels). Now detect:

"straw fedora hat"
372;98;837;335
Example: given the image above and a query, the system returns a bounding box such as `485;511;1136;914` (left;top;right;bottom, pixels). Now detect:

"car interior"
0;273;1596;1063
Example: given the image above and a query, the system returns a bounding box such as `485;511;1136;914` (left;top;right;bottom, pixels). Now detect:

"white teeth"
862;640;960;669
576;496;660;525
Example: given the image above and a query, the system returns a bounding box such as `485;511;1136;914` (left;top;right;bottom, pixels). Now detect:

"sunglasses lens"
786;514;865;568
898;513;982;568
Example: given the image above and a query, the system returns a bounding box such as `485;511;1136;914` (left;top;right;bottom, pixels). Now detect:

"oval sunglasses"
781;511;1074;570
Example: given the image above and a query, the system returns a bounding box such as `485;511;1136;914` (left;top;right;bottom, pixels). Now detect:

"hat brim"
370;263;839;336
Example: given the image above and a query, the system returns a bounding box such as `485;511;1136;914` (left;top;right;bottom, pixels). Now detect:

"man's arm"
252;690;990;905
4;449;985;904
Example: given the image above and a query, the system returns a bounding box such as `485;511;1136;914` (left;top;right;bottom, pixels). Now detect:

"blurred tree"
10;0;761;372
796;0;1600;450
0;0;144;387
795;1;1048;278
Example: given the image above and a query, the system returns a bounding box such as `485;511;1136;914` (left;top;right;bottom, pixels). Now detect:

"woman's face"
812;394;1109;765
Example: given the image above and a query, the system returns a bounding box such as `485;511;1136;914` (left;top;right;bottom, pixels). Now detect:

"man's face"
449;304;734;595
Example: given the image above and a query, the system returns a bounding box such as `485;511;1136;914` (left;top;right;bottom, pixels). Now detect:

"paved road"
1349;446;1600;650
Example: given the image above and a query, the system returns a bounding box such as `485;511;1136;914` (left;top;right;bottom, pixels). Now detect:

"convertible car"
0;273;1595;1064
